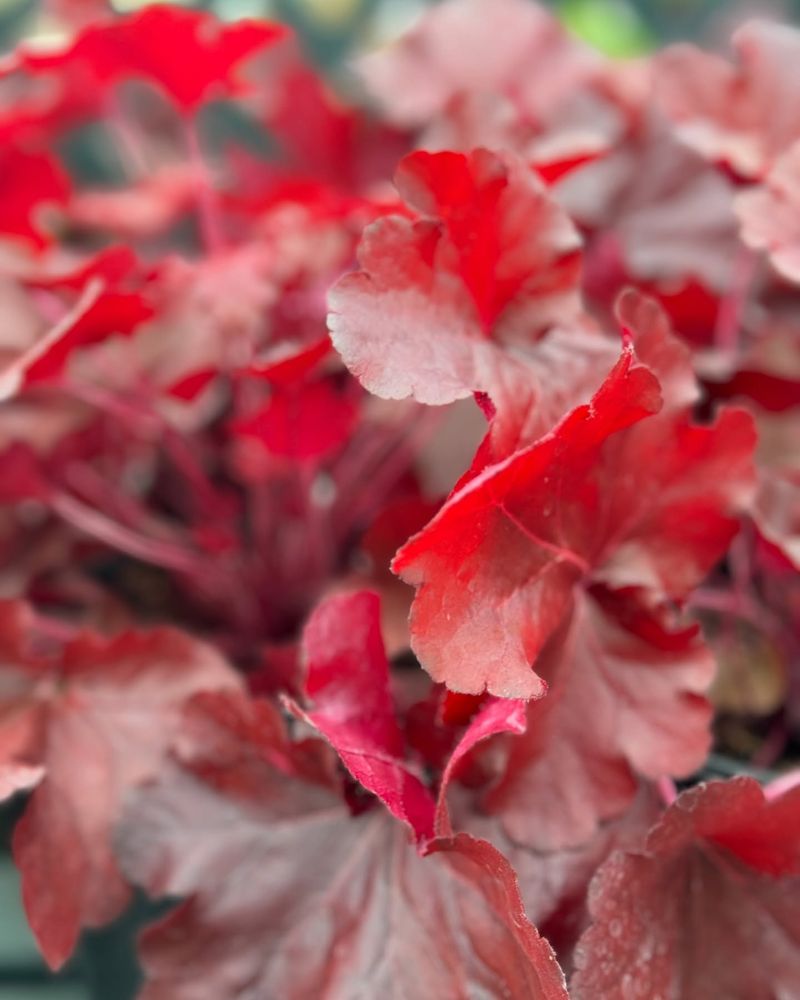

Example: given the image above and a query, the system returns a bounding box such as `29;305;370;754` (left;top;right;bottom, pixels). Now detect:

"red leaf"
655;20;800;178
15;5;289;115
483;592;713;850
394;341;756;699
242;335;330;387
392;347;661;698
23;290;155;387
166;368;216;402
0;145;70;249
0;441;50;502
231;378;357;462
117;690;568;1000
471;288;698;476
435;695;526;835
328;147;582;405
0;610;241;968
571;778;800;999
289;591;435;840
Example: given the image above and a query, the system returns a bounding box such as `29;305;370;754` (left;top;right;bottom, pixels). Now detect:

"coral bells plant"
0;0;799;996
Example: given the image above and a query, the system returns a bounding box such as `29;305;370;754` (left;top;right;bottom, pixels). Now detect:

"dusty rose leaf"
26;246;139;293
117;689;568;1000
564;123;739;299
3;618;241;969
741;403;800;569
69;164;203;240
755;469;800;570
458;782;664;957
614;288;698;409
571;778;800;1000
483;592;713;850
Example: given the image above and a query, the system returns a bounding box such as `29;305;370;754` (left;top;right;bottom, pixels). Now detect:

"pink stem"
656;775;677;806
184;117;225;254
106;92;150;178
714;246;757;358
688;587;781;634
51;491;203;575
336;408;443;532
65;379;225;513
0;281;103;402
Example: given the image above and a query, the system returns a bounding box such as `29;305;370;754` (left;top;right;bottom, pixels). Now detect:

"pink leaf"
655;20;800;178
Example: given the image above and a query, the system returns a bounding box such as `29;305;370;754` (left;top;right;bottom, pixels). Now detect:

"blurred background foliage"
0;0;799;997
0;0;798;62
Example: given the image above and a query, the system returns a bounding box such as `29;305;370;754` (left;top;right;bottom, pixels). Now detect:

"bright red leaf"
392;348;658;698
0;145;70;249
290;591;530;843
231;378;358;462
289;590;435;840
394;341;755;698
435;694;526;835
14;5;289;115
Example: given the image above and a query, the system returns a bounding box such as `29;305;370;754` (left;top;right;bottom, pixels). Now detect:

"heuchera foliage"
0;1;797;997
